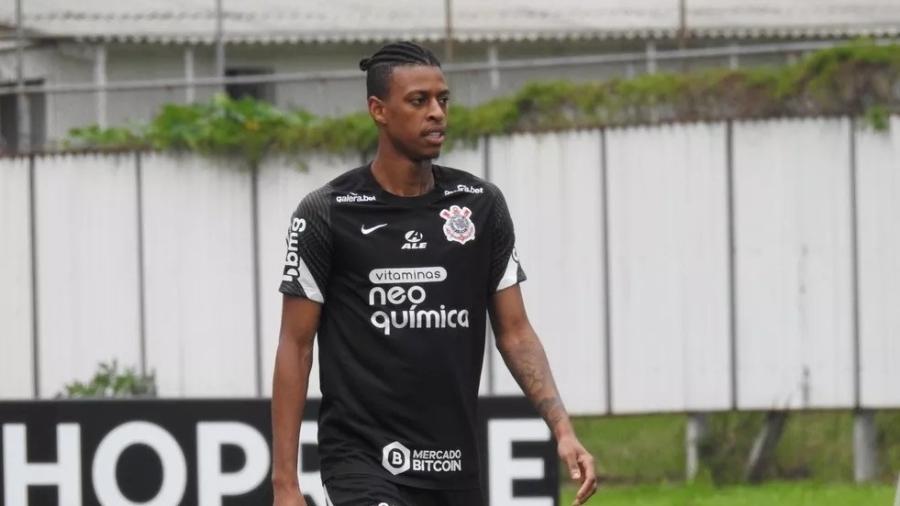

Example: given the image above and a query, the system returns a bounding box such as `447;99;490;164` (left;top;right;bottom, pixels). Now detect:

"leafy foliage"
67;41;900;163
59;360;157;399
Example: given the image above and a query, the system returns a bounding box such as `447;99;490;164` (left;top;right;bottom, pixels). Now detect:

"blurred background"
2;1;900;505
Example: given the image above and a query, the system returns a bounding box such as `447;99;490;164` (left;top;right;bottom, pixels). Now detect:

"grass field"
559;482;895;506
557;410;900;505
568;410;900;484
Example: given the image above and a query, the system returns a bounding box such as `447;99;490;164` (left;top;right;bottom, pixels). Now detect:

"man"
271;41;597;506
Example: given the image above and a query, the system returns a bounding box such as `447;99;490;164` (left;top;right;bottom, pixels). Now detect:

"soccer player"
271;41;597;506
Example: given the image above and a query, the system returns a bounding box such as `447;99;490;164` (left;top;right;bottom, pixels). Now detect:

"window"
0;79;47;154
225;68;275;103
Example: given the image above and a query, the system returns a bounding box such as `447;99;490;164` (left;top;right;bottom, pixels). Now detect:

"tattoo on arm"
500;332;568;431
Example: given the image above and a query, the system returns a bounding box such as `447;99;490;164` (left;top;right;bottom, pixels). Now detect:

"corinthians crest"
439;205;476;244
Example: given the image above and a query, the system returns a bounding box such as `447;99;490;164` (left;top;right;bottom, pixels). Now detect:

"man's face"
372;65;449;161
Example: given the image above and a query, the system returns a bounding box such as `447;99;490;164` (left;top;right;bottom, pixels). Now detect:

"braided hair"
359;41;442;99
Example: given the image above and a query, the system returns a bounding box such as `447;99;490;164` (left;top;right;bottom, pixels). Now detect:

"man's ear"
368;96;387;126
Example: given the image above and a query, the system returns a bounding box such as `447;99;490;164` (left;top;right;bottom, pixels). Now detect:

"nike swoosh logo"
361;224;388;235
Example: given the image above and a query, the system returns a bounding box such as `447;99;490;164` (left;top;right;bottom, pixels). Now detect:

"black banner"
0;398;557;505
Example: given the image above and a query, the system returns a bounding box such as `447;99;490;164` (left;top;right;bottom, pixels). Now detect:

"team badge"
439;205;476;244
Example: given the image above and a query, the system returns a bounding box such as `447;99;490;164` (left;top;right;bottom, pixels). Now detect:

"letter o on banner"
92;421;187;506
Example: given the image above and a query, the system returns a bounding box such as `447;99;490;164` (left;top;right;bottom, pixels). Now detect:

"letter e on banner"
488;419;552;506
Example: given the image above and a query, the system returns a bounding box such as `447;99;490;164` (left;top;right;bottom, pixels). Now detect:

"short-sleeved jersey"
279;164;526;490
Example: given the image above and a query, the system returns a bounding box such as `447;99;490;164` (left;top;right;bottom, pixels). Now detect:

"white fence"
1;117;899;415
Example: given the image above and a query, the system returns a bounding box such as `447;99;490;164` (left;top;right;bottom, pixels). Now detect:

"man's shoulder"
435;164;502;199
294;166;371;210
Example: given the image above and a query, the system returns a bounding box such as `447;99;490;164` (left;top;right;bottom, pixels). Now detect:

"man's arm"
271;295;321;505
490;285;598;505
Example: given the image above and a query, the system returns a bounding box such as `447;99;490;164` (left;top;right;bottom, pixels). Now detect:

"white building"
1;0;899;152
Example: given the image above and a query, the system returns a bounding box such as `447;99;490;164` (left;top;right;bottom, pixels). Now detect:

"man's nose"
427;98;446;121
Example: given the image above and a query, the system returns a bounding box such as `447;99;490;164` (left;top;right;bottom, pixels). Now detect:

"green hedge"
67;41;900;163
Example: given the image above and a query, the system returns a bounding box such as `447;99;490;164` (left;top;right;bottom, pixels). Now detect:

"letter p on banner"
197;422;270;506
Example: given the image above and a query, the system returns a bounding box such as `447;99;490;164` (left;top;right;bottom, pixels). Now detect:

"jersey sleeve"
279;187;332;303
488;187;527;293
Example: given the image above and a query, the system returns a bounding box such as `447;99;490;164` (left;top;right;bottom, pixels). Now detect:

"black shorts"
322;474;484;506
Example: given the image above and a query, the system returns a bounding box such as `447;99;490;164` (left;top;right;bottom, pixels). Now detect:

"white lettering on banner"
298;422;327;506
0;413;555;506
197;422;270;506
369;267;446;284
488;419;552;506
93;421;187;506
3;423;82;506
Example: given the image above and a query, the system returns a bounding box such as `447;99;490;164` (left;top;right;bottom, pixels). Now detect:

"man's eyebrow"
403;88;450;97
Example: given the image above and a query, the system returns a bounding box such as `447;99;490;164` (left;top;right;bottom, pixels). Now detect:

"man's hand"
559;434;598;505
490;285;598;504
273;487;308;506
271;296;320;506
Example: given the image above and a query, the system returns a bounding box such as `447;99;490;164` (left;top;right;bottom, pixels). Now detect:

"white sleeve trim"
296;255;324;303
495;250;520;292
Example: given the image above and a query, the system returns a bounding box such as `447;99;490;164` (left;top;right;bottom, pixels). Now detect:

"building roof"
2;0;899;45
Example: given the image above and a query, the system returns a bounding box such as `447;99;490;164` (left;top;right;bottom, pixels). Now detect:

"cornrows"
359;41;442;99
359;41;441;72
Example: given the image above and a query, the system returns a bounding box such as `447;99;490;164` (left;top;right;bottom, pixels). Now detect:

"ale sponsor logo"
401;230;427;250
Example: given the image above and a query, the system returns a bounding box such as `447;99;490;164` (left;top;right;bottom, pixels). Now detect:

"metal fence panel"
856;117;900;408
733;118;855;410
257;155;355;398
606;123;732;413
141;153;256;397
437;143;492;395
6;116;898;412
489;131;608;415
0;157;34;399
33;153;142;398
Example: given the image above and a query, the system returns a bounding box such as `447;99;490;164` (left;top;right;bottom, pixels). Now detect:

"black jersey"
279;164;525;490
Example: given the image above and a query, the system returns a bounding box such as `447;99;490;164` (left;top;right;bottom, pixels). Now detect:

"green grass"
566;410;900;485
559;482;895;506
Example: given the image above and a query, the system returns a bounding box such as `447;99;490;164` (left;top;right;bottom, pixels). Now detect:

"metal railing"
1;35;897;153
1;38;893;97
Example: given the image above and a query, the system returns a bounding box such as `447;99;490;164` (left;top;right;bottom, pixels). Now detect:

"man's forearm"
497;328;574;439
271;338;314;489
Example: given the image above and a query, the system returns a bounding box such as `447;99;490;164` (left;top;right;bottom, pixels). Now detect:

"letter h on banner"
3;424;83;506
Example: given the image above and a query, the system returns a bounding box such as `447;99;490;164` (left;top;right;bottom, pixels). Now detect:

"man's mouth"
423;128;446;144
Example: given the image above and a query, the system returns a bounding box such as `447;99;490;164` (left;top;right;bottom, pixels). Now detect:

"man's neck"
370;150;435;197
